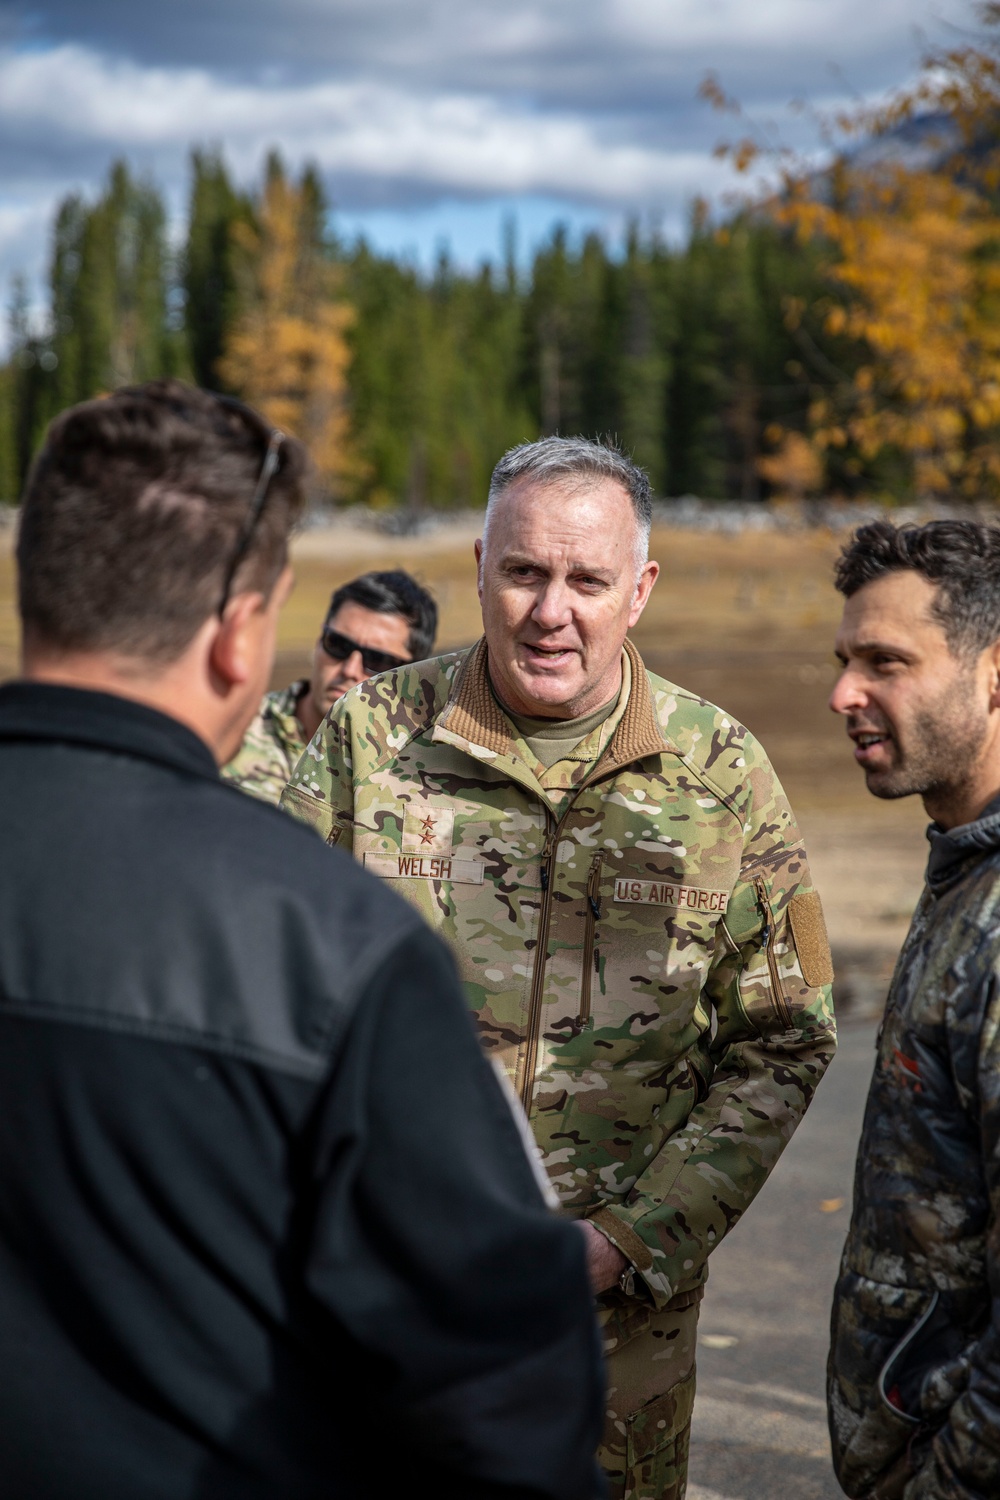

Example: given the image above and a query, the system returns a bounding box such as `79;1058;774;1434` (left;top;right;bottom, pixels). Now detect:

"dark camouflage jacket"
282;637;837;1309
829;796;1000;1499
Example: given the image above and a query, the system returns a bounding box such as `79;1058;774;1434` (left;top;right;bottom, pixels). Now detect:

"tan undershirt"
489;652;632;813
506;694;620;769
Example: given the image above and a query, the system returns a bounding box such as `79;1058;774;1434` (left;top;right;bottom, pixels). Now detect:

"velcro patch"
788;892;834;987
402;806;455;854
364;852;485;885
613;878;729;914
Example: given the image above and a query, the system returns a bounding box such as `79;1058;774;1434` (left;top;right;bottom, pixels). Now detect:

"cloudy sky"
0;0;976;308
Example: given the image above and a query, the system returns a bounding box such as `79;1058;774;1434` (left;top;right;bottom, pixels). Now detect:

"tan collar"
438;636;676;769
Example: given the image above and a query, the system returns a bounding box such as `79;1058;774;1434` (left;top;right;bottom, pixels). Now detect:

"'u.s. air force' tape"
613;878;729;913
364;852;486;884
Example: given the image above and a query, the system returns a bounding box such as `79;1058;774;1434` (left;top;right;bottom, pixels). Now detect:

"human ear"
628;560;660;627
209;591;267;690
474;538;485;603
987;639;1000;712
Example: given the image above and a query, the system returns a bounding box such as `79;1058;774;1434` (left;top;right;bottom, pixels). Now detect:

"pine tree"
6;276;54;489
50;161;182;404
218;155;356;502
615;225;671;490
184;149;249;389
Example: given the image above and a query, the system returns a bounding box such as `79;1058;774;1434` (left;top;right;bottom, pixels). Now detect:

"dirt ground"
0;518;929;1016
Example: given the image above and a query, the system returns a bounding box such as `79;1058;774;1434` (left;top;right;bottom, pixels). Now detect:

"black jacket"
0;683;604;1500
828;797;1000;1500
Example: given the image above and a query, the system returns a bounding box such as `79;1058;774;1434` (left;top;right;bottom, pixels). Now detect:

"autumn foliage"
783;167;1000;498
218;157;356;500
711;2;1000;500
13;7;1000;507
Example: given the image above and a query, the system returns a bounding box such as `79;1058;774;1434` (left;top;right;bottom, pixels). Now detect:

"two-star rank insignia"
401;805;455;854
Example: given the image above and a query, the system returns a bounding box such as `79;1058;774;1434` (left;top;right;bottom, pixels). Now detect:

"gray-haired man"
282;436;836;1499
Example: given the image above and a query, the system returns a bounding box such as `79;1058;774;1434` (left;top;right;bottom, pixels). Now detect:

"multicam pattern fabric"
598;1287;702;1500
223;680;306;806
829;801;1000;1500
282;635;837;1312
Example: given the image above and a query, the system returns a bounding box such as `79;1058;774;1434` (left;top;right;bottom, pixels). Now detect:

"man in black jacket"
827;519;1000;1500
0;380;604;1500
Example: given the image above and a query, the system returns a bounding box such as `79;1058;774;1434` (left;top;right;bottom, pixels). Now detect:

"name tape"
613;878;729;913
364;852;485;885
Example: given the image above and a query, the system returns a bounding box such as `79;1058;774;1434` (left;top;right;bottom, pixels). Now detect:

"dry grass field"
0;517;928;1016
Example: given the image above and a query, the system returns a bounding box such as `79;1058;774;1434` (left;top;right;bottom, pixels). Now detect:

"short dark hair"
835;519;1000;656
18;379;307;663
327;569;438;662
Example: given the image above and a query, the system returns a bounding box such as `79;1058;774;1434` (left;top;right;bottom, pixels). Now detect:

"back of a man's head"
18;379;307;664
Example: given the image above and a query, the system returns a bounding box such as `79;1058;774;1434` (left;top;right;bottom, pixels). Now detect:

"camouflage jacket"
281;637;837;1309
223;680;307;806
829;799;1000;1500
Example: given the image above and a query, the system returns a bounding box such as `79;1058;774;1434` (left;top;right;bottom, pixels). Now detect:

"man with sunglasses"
0;381;604;1500
226;570;437;805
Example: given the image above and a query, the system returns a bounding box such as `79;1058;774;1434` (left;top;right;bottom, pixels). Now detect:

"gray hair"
483;436;652;570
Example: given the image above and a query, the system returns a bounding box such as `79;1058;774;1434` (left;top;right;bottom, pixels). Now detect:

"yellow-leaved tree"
219;155;357;502
756;428;824;499
708;3;1000;499
780;164;1000;497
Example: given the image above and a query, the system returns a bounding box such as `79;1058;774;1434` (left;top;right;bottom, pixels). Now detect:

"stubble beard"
865;677;988;805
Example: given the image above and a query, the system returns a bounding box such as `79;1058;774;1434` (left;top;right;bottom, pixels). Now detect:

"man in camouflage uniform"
282;437;837;1499
828;521;1000;1500
224;568;437;803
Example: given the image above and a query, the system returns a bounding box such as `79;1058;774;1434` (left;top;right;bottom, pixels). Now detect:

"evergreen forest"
4;10;1000;510
0;150;831;509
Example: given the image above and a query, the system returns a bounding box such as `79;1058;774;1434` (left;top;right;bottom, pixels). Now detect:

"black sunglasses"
217;425;285;618
320;626;409;676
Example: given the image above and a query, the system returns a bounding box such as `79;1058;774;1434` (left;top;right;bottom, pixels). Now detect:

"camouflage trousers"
596;1285;703;1500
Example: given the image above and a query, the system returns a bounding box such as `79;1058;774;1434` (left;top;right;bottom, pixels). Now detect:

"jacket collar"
926;790;1000;891
264;680;308;751
0;681;219;782
435;635;675;771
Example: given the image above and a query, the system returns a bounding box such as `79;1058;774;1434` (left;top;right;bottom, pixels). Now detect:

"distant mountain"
842;111;960;173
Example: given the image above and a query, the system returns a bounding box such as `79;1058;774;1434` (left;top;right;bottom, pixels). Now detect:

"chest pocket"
579;851;730;1030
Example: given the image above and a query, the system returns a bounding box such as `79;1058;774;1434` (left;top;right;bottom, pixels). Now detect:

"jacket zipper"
877;1290;939;1424
521;825;557;1110
753;875;793;1030
519;758;620;1112
577;853;604;1028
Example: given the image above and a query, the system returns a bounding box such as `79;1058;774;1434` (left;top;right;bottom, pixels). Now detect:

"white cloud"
0;42;739;203
0;0;976;319
7;0;969;99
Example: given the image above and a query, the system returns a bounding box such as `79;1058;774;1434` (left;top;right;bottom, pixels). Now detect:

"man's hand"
577;1219;629;1294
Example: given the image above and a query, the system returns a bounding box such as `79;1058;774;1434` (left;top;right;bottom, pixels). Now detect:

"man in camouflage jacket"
225;677;309;805
283;438;836;1499
224;568;436;804
828;520;1000;1500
